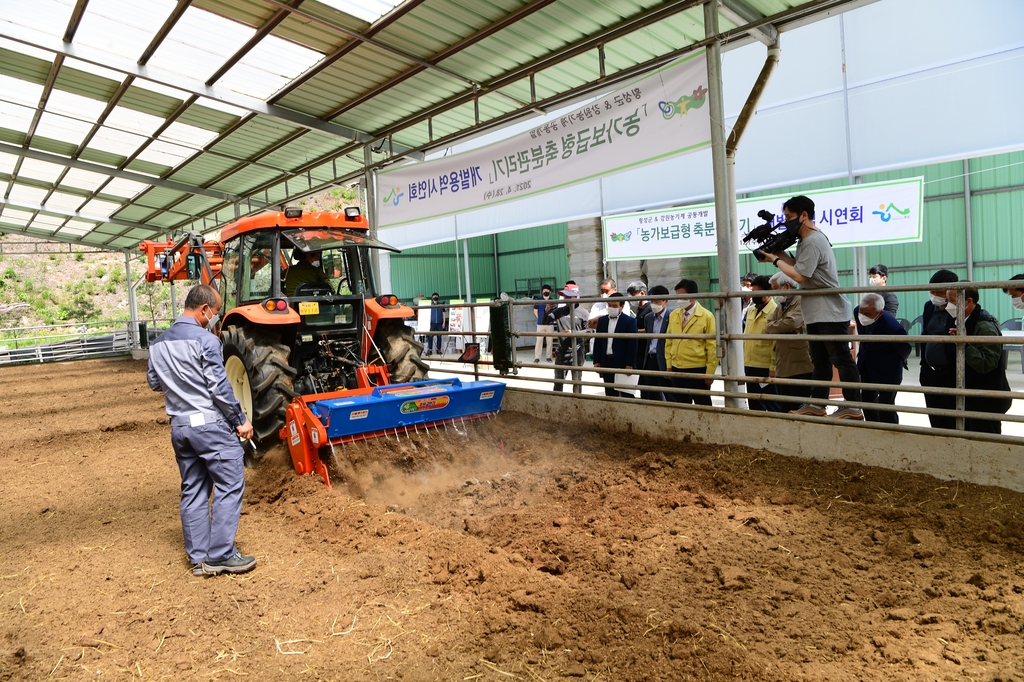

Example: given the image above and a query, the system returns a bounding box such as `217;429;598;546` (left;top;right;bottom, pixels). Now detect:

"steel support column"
706;1;742;408
363;145;382;292
493;233;501;296
964;158;974;281
169;281;177;319
125;252;139;349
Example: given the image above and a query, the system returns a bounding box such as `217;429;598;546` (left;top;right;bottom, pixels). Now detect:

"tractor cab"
215;208;419;400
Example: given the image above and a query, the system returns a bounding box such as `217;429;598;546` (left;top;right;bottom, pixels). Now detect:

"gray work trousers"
171;419;245;564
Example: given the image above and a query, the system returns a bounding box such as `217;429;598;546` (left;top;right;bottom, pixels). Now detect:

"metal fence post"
955;289;966;430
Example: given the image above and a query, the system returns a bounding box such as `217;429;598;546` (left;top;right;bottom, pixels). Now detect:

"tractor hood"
283;227;401;254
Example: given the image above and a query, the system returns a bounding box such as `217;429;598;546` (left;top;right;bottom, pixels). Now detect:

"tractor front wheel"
375;318;428;383
221;325;297;444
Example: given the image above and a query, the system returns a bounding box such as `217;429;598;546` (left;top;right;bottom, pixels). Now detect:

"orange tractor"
140;207;505;487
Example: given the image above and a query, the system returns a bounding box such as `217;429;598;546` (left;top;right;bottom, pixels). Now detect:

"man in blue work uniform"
147;284;256;577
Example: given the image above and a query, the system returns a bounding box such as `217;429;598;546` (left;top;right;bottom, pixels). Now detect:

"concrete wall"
503;388;1024;493
566;218;603;295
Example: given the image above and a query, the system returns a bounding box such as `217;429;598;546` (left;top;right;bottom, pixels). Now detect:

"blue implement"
309;378;505;441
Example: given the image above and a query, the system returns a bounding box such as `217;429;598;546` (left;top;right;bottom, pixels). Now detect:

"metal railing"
414;280;1024;443
0;318;176;365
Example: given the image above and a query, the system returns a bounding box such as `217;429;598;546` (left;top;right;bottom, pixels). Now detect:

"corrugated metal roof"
0;0;861;250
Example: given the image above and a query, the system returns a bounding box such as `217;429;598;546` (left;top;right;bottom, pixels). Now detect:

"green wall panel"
389;224;569;302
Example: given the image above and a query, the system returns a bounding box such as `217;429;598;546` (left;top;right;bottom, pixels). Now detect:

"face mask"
203;310;219;332
741;286;752;293
607;307;620;319
869;276;883;286
678;298;692;310
945;303;958;319
650;303;664;314
1013;296;1024;311
600;292;611;298
929;294;947;307
858;313;877;327
432;298;439;303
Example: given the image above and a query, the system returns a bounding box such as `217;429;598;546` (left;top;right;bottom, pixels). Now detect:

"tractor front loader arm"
140;233;223;286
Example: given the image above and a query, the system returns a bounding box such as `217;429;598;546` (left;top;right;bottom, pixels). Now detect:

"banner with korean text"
376;52;711;229
602;177;924;261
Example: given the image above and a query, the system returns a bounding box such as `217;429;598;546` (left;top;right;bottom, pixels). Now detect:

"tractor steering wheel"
294;281;333;297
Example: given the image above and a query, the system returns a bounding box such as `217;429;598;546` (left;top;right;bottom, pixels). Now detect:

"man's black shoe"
203;552;256;575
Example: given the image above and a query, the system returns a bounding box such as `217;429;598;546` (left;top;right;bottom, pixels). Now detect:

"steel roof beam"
0;26;419;152
719;0;778;46
0;221;123;251
63;0;91;43
324;0;555;120
206;0;304;86
259;0;478;89
0;141;240;201
104;112;261;226
269;0;428;104
0;197;158;231
138;0;192;65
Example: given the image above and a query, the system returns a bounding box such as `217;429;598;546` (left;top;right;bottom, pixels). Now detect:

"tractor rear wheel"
221;325;297;443
375;318;428;383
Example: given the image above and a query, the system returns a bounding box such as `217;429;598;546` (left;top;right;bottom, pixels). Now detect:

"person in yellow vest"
743;275;780;411
664;279;717;405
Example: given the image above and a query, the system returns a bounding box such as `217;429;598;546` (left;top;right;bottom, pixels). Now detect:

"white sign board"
473;298;490;338
602;177;924;261
377;53;711;228
416;300;432;333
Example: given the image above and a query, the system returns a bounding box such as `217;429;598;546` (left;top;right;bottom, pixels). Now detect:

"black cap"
929;269;958;284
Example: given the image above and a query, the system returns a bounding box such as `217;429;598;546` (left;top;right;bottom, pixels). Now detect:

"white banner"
377;53;711;229
602;177;924;261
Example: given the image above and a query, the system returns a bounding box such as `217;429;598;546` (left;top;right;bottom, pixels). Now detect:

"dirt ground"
1;359;1023;681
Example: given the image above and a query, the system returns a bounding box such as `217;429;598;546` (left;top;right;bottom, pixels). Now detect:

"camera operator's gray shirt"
793;228;851;324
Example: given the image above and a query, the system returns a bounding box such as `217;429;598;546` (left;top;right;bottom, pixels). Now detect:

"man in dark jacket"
945;285;1012;434
854;292;911;423
627;281;652;368
638;285;671;401
920;270;959;428
593;293;639;397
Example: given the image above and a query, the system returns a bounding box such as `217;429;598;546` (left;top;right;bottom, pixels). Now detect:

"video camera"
742;210;801;261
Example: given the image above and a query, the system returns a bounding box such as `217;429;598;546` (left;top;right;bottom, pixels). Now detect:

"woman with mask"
766;272;814;406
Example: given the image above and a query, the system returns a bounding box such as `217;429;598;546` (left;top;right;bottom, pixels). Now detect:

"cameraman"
757;195;863;420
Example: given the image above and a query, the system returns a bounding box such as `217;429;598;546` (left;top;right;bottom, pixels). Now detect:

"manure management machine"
140;207;505;487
